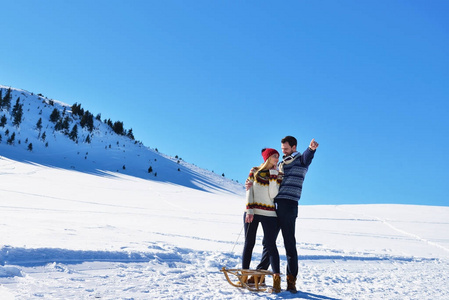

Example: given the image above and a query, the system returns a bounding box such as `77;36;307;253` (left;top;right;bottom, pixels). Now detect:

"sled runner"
220;267;275;292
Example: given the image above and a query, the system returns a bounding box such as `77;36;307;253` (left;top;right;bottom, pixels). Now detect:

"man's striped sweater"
275;148;315;203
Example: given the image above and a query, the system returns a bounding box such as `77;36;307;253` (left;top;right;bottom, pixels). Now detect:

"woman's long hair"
253;148;276;179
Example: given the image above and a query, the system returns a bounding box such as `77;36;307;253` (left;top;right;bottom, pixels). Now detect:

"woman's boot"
272;274;281;293
237;275;248;287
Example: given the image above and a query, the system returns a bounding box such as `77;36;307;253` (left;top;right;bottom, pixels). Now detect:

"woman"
242;148;282;293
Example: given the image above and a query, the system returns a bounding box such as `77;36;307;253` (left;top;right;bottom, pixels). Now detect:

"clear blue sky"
1;1;448;206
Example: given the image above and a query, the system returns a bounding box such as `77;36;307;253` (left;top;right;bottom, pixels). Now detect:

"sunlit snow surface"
1;158;448;299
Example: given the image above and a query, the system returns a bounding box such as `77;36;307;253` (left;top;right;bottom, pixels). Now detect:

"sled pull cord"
231;224;245;254
224;221;254;270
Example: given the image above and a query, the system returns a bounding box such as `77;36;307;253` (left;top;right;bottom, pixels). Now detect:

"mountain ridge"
0;85;243;194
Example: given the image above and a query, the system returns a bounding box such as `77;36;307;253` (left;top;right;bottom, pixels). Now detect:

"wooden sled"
220;267;274;292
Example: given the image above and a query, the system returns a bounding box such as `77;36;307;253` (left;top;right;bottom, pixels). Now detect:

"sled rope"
230;224;245;254
224;221;251;269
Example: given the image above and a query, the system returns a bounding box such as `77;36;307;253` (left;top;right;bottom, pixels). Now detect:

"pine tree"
54;119;64;131
112;121;124;135
127;128;135;140
1;88;12;110
7;132;15;145
50;108;60;123
12;98;23;126
36;118;43;131
71;103;84;117
62;116;70;132
69;124;78;141
0;115;6;127
80;111;94;132
28;143;33;151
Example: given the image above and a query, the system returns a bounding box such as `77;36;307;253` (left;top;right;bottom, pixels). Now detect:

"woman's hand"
245;213;254;223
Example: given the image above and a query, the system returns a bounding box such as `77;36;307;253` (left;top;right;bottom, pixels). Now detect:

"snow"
1;86;449;299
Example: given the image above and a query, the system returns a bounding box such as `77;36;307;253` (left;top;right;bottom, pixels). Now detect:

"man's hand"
245;179;253;191
309;138;319;151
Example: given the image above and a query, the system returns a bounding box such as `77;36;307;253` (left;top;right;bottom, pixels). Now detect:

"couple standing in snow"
242;135;319;293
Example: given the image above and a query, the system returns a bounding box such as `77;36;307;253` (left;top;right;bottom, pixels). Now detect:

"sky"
1;0;448;206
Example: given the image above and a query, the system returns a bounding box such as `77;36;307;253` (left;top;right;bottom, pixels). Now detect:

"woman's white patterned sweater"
245;167;283;217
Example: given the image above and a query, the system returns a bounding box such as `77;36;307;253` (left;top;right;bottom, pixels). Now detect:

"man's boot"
272;274;281;293
286;275;297;293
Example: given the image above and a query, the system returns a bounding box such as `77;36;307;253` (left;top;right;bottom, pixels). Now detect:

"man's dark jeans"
257;198;298;277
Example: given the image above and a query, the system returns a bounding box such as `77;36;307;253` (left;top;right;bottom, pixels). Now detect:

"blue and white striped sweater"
275;148;315;202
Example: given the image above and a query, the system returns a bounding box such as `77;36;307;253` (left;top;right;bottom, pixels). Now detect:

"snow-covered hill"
0;85;243;194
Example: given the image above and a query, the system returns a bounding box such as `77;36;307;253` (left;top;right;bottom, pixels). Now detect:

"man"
247;135;319;293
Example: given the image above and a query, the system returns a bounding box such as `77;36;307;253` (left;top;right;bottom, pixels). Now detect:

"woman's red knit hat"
261;148;279;161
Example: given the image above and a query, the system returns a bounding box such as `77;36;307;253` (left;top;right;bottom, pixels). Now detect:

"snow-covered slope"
1;158;448;299
0;85;243;194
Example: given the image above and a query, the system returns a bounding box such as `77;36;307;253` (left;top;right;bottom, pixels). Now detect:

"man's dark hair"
281;136;297;147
